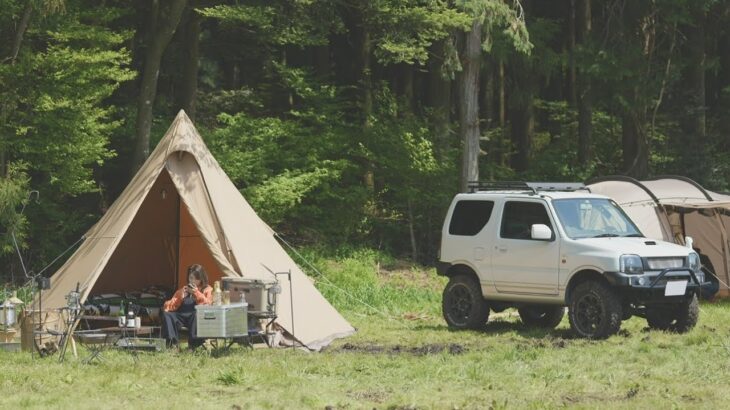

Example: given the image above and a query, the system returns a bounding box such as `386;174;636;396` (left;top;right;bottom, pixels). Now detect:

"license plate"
664;280;688;296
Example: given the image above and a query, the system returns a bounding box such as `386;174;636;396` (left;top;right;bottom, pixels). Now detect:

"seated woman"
161;264;213;349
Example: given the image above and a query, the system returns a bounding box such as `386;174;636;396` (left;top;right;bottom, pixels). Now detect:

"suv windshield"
552;198;643;239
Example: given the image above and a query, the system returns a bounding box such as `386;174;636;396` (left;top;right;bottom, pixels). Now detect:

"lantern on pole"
0;291;23;343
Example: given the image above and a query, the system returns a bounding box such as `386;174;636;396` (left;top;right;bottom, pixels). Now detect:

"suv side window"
500;201;553;240
449;200;495;236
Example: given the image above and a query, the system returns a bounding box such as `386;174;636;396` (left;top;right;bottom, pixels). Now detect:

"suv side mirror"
531;224;553;241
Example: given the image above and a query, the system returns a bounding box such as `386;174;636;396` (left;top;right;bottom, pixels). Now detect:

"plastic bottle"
213;281;222;306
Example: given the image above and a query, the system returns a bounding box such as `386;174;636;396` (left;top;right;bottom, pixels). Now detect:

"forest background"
0;0;729;282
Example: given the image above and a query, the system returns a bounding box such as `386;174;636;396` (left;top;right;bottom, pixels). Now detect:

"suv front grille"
646;257;685;270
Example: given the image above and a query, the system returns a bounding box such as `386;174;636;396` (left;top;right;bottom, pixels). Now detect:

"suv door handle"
496;246;507;252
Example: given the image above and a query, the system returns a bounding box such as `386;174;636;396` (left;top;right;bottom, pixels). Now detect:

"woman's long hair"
187;264;209;288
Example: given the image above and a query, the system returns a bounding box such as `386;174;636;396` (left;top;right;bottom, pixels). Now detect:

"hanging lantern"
0;291;23;329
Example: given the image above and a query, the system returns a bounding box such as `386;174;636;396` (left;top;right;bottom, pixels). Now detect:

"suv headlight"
688;252;700;273
620;254;644;275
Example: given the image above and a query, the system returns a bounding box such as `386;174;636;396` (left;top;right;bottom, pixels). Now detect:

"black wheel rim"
574;292;603;335
446;284;473;325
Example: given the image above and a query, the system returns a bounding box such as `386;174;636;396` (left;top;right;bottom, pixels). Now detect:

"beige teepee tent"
35;110;354;350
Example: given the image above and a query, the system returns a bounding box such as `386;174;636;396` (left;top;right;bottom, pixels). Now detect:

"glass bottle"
118;300;126;327
213;281;222;306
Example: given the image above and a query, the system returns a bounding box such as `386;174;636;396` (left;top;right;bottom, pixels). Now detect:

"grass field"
2;248;730;409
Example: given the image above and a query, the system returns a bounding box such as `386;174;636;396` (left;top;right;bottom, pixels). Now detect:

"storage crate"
195;303;248;338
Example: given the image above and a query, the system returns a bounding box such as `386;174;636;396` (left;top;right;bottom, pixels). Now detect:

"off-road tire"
518;305;565;328
568;281;622;339
442;274;490;330
646;294;699;333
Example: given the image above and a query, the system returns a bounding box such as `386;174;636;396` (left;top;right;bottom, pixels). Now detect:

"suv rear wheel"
646;294;699;333
568;281;622;339
518;305;565;328
442;274;489;329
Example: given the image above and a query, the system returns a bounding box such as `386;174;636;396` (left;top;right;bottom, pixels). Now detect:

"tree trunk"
509;53;534;172
358;14;374;191
498;59;507;166
510;101;533;172
576;0;592;165
8;0;33;65
177;0;201;120
686;8;706;168
567;0;577;107
132;0;188;173
427;40;452;159
407;198;418;262
481;57;493;126
459;20;482;192
313;45;331;78
401;63;414;113
622;109;649;178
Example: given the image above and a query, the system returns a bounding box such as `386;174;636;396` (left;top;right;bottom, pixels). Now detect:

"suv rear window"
500;201;553;240
449;200;494;236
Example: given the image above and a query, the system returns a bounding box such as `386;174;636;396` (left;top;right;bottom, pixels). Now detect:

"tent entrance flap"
90;169;226;296
166;151;241;281
178;199;225;286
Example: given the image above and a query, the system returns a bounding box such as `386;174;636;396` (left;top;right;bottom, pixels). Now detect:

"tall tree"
680;2;708;180
176;0;202;119
131;0;187;172
576;0;592;165
459;19;483;190
455;0;530;191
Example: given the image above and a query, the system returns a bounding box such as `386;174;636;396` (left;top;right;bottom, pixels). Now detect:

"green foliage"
0;164;30;255
368;0;471;65
205;73;370;241
455;0;533;54
294;246;444;315
0;1;134;271
199;0;342;47
523;100;623;181
1;0;730;282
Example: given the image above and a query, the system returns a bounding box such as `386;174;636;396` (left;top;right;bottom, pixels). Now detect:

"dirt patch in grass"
334;342;466;356
346;389;389;403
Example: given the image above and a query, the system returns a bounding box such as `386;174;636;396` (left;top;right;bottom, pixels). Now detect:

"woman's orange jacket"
163;285;213;312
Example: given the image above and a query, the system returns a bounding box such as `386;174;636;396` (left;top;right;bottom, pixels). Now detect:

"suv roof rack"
467;181;590;194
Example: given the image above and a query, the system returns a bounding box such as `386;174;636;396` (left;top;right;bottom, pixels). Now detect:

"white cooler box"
195;303;248;338
222;278;278;314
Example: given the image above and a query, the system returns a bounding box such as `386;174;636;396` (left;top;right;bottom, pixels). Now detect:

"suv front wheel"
568;281;622;339
442;274;490;330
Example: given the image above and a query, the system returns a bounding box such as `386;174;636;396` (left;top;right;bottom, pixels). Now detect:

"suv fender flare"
564;268;610;304
441;262;479;280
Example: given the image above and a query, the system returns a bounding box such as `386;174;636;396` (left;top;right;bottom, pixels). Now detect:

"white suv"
438;182;707;339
